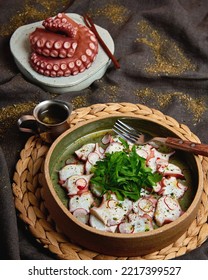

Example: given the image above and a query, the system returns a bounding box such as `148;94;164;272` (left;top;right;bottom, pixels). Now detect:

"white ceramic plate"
10;13;115;93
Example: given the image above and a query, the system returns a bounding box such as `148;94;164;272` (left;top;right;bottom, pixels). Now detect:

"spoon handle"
165;137;208;157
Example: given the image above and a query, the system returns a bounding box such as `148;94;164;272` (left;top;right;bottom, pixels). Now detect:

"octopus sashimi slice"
154;195;182;227
90;195;132;226
159;177;188;199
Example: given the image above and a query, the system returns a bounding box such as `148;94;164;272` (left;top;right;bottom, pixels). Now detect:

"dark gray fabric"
0;0;208;259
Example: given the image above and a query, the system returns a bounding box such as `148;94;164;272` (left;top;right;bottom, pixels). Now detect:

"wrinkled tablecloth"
0;0;208;259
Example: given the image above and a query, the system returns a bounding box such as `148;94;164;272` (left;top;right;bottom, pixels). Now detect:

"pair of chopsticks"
83;14;120;69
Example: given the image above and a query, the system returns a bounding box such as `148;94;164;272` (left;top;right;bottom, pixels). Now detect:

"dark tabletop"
0;0;208;260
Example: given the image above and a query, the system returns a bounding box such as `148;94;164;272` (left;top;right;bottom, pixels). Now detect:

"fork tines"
113;119;139;144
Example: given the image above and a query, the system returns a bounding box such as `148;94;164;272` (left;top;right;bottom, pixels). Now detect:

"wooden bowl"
43;115;203;256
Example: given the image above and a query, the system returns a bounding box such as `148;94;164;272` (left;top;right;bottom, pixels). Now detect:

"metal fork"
113;119;208;157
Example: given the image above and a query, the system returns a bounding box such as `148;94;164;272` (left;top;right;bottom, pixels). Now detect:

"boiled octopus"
29;13;99;77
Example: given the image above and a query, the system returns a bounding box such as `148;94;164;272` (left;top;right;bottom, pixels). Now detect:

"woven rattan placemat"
12;102;208;260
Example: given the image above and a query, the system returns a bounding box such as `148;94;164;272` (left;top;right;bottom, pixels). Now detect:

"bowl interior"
48;116;199;217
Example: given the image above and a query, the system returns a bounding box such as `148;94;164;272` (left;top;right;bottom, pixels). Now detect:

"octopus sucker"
81;54;87;62
40;62;46;68
86;62;92;69
60;63;67;70
29;13;98;77
86;49;92;56
46;64;52;70
59;50;67;58
72;42;78;51
37;39;44;48
90;36;97;42
53;64;59;71
44;70;50;76
89;42;96;50
65;69;71;75
46;41;53;49
31;36;38;44
51;71;57;77
42;49;50;56
54;41;63;50
68;62;75;69
63;41;71;49
51;50;59;57
57;70;64;77
76;60;82;67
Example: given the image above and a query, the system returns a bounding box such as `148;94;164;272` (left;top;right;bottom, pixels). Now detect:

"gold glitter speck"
101;85;119;102
0;0;70;37
94;79;119;102
0;102;36;136
134;88;207;122
71;95;89;109
93;3;129;24
136;21;196;75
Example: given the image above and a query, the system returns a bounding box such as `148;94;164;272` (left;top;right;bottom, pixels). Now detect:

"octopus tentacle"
29;13;98;77
30;28;77;58
43;13;78;38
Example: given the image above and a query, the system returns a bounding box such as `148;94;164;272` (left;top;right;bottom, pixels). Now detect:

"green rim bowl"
43;115;203;256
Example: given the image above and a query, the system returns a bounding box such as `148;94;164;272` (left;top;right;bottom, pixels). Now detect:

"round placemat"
12;102;208;260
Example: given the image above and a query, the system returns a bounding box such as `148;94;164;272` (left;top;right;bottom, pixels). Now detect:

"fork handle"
157;137;208;157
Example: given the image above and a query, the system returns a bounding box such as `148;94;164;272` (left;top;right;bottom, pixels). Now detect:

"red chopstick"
83;14;120;69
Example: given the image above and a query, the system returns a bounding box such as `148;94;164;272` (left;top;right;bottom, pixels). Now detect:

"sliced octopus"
58;133;188;233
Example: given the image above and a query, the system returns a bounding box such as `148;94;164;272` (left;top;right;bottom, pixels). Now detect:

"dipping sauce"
38;104;69;125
